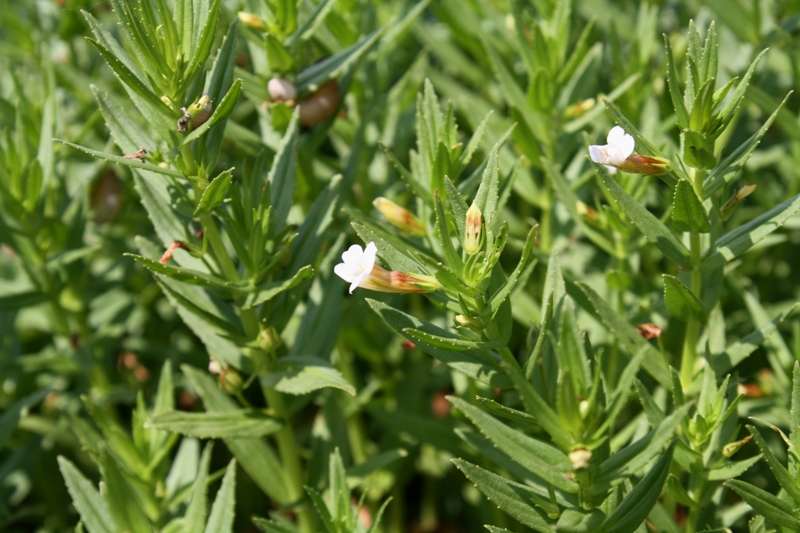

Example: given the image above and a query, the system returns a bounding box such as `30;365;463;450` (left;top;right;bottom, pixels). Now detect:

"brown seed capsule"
298;79;340;126
268;78;298;103
90;170;123;223
191;99;213;129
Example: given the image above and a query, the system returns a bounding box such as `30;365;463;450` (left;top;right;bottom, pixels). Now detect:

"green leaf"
724;479;800;531
55;140;182;177
194;169;234;216
599;444;675;533
488;226;537;318
434;191;464;272
452;459;555;532
598;167;692;270
592;403;691;495
707;455;761;481
146;410;283;439
185;443;213;533
663;35;689;129
367;299;512;388
672;179;710;233
182;79;242;145
448;397;577;494
261;356;355;396
0;389;49;449
747;425;800;502
0;290;48;310
712;304;797;375
182;0;221;91
683;130;717;170
205;460;236;533
243;266;314;309
713;49;769;137
266;34;295;72
126;253;232;290
544;159;616;255
57;457;115;533
575;282;670;386
701;192;800;271
181;365;289;504
296;27;385;92
98;451;151;533
287;0;337;44
266;110;299;232
402;329;504;351
663;275;707;322
703;92;791;198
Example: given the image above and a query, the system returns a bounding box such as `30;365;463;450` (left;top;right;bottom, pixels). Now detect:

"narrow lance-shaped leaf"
146;410;283;439
663;275;707;323
194;168;233;216
701;191;800;271
57;457;115;533
598;166;692;270
672;179;710;232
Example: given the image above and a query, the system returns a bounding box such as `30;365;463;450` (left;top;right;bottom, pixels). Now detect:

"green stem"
680;232;703;388
261;384;315;533
199;213;239;282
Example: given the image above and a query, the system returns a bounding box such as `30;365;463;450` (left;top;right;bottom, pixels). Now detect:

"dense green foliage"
3;0;800;531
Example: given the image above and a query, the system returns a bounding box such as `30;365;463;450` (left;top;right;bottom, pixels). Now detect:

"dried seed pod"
268;78;297;103
90;170;123;223
299;79;340;126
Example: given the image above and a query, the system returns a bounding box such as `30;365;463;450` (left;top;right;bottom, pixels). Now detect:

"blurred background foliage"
3;0;800;531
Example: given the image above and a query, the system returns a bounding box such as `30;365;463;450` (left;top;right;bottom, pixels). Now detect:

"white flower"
589;126;635;169
334;242;378;294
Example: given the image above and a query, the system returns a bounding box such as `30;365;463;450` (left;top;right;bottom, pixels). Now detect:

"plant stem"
681;170;707;388
199;213;239;282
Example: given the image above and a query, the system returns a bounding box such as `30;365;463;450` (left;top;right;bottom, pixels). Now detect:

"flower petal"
588;145;607;164
340;244;365;266
617;132;635;159
363;242;378;272
607;125;626;145
334;262;356;283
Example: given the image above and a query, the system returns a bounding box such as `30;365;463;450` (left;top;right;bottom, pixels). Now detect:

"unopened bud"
373;197;425;236
569;448;592;470
721;184;757;221
298;79;340;126
238;12;266;31
615;154;672;175
258;327;283;354
268;78;298;104
564;98;595;119
722;436;752;457
161;96;173;106
464;202;482;254
455;315;484;331
219;366;244;394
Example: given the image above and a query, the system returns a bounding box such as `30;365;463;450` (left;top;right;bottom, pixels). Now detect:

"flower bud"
373;197;425;236
161;96;173;106
268;78;298;103
464;202;482;254
569;448;592;470
220;366;244;394
237;11;266;31
258;326;283;354
721;184;757;221
722;435;751;457
455;315;484;331
564;98;595;119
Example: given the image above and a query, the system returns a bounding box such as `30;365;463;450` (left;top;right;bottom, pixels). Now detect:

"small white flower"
589;126;635;169
334;242;378;294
